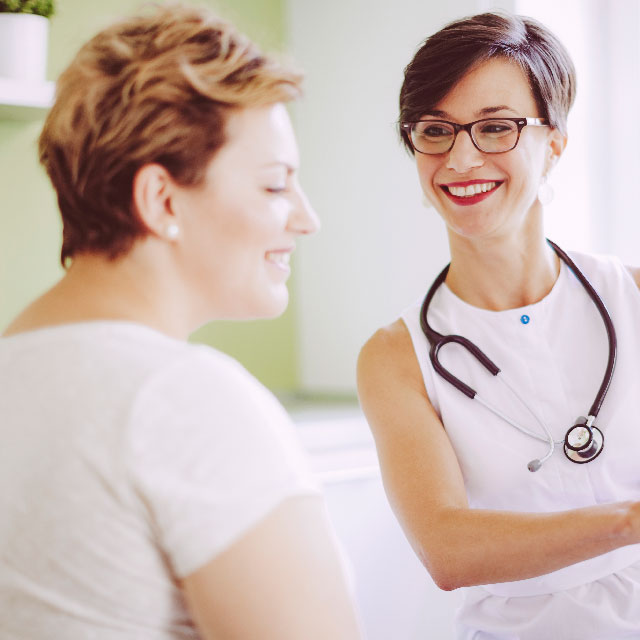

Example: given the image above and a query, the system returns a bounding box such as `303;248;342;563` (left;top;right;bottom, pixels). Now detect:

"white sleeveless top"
402;251;640;637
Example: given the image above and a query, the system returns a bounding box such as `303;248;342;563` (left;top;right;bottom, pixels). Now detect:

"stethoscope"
420;240;617;472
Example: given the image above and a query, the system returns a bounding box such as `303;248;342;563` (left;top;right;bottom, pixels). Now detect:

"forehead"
432;57;538;120
220;103;299;166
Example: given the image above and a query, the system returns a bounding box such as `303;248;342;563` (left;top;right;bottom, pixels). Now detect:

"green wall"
0;0;299;392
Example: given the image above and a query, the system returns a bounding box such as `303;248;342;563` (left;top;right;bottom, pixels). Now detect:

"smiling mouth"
440;181;503;206
443;181;500;197
265;251;291;267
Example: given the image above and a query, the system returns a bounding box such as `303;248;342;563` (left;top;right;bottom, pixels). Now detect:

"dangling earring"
165;223;179;240
538;175;555;206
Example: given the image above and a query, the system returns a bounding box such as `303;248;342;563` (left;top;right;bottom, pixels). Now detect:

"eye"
418;123;453;139
265;186;287;194
477;120;517;136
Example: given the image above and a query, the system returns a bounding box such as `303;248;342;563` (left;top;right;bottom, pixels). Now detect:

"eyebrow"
260;161;296;172
477;105;518;116
423;105;519;119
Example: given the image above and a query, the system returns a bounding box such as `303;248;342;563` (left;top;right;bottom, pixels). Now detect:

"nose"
446;130;484;173
287;179;320;235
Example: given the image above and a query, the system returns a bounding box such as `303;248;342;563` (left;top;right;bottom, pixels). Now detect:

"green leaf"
0;0;55;18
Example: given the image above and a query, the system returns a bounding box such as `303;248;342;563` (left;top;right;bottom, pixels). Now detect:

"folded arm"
357;319;640;591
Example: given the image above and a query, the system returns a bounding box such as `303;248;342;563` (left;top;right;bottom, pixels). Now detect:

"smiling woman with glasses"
358;10;640;640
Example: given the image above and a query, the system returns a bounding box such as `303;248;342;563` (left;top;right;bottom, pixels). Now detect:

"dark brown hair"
399;12;576;154
39;3;303;265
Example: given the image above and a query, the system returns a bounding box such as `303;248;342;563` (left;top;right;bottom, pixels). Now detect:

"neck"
4;244;196;340
445;230;560;311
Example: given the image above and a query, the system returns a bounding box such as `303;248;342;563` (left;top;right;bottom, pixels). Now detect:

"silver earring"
165;223;179;240
538;176;554;206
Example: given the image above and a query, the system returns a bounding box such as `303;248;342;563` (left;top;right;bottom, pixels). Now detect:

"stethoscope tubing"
420;239;617;465
545;240;617;418
475;374;560;444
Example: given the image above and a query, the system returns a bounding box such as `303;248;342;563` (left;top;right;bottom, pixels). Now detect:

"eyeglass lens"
411;119;520;154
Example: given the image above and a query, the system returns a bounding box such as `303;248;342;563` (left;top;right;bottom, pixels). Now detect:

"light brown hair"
39;3;303;264
399;12;576;154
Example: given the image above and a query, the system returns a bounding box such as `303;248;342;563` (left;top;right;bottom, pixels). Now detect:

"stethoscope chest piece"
564;417;605;464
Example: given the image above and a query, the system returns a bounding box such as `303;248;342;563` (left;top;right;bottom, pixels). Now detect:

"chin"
260;292;290;318
444;211;501;239
242;287;290;320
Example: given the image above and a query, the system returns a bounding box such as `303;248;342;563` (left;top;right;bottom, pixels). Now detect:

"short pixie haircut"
39;4;303;265
399;12;576;154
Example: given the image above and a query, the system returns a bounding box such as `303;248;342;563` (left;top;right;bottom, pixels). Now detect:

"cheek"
510;144;546;187
268;193;294;224
509;160;542;204
415;158;440;195
220;199;290;266
207;199;263;242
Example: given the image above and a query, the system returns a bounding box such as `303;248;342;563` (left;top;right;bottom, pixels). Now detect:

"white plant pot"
0;13;49;83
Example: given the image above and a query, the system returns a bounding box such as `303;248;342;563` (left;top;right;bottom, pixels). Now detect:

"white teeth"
447;182;497;197
266;251;290;265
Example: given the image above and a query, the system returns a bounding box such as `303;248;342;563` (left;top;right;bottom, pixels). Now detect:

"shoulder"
358;319;416;378
126;341;297;462
141;342;273;408
357;318;428;411
568;249;640;291
127;342;312;498
125;344;318;580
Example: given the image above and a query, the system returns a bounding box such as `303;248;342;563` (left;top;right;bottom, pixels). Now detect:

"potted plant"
0;1;55;83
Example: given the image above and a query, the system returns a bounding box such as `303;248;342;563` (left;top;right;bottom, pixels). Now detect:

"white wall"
289;0;515;393
514;0;640;260
591;0;640;263
514;0;593;251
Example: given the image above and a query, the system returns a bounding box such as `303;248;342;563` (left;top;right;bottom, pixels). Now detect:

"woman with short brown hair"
0;5;362;639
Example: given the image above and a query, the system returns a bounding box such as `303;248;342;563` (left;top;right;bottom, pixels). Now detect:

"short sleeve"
126;347;319;578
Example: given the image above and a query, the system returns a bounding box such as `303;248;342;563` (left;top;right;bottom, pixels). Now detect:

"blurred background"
2;0;639;637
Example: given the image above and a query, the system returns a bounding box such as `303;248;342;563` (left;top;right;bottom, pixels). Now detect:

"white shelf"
0;78;54;120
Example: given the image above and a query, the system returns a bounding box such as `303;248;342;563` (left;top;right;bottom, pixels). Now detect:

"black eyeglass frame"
400;117;549;155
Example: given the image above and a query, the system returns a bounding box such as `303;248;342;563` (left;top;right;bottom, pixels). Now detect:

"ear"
545;129;567;175
132;163;177;237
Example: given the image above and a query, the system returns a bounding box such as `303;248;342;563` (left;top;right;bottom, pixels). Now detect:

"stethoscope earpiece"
527;459;542;473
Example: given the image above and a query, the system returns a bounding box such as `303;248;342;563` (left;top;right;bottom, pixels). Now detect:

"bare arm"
181;495;363;640
357;319;640;591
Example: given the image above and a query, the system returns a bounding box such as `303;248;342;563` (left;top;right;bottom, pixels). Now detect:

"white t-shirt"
0;322;319;639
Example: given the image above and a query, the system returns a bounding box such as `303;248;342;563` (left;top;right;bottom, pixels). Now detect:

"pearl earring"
538;176;555;206
165;223;179;240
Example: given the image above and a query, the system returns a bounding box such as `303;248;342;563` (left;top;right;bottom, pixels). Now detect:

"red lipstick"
440;180;503;207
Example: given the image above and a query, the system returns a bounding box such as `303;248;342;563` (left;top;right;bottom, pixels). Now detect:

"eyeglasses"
401;117;549;155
